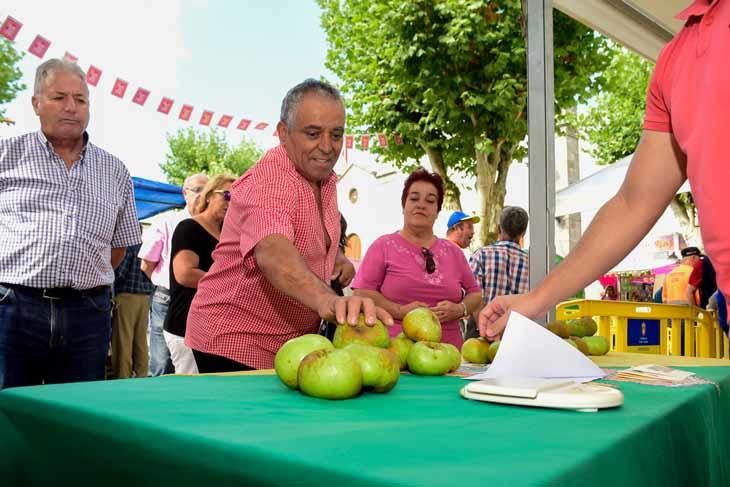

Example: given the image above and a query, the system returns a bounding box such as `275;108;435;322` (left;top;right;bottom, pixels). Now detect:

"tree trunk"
669;194;701;245
424;145;462;211
475;139;512;246
565;105;582;252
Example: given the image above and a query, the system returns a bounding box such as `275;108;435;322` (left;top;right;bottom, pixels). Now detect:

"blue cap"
447;211;480;231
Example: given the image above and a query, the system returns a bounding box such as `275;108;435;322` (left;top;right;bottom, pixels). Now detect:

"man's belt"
0;283;110;300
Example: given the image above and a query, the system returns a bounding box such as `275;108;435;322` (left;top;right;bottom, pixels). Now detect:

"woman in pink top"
352;169;482;348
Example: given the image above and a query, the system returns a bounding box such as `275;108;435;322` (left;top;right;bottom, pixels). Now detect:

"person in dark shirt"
164;175;235;374
112;243;154;378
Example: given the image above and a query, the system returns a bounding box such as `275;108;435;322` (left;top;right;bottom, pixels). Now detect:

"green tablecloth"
1;368;729;486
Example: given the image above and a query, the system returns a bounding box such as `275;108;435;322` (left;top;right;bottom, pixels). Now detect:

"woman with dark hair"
351;168;482;348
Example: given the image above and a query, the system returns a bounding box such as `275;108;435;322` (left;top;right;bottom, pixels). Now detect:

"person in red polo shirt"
185;79;393;372
478;0;730;338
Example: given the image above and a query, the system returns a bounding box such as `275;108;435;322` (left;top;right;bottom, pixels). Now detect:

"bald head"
183;173;208;213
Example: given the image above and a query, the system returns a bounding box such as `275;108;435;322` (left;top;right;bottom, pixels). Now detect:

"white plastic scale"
460;377;624;412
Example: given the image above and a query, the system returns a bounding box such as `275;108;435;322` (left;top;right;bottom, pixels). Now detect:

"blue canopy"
132;177;185;220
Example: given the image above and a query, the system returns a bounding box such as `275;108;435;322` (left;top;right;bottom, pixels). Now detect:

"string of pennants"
0;13;404;151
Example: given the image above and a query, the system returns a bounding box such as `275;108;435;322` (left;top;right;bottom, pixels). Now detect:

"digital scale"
460;377;624;412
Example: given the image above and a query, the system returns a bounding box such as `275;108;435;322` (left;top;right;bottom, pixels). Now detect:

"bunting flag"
0;16;22;41
111;78;128;98
0;12;405;151
157;97;174;114
28;35;50;58
199;110;213;126
132;88;150;106
86;65;102;86
179;104;193;121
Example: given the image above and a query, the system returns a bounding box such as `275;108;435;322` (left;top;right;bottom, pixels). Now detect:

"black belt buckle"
42;288;72;300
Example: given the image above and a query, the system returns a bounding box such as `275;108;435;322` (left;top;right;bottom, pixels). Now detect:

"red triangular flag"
0;16;22;42
157;97;174;114
360;135;370;150
254;122;269;130
199;110;213;126
179;104;193;121
345;135;354;149
218;115;233;128
394;133;403;145
28;35;50;58
237;119;251;130
86;66;102;87
63;52;78;63
378;134;388;147
111;78;128;98
132;88;150;106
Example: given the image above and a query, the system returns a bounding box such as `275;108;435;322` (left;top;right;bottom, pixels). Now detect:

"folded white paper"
467;311;606;382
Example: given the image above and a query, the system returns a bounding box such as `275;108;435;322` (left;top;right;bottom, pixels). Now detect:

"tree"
160;128;263;185
572;47;699;243
0;39;25;120
318;0;611;243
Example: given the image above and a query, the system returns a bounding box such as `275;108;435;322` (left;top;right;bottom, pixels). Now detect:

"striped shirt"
0;131;141;289
137;208;191;289
185;145;340;369
469;240;529;303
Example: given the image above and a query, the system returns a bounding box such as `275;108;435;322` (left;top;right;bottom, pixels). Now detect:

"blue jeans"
0;284;112;390
149;287;174;376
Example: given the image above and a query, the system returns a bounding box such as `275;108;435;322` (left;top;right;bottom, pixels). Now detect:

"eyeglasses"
422;247;436;274
213;190;231;201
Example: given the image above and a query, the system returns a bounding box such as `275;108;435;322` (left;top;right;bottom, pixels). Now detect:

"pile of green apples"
547;317;609;355
274;307;464;400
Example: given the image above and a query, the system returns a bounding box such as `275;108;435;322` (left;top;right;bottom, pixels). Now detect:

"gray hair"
279;78;344;128
34;58;87;96
499;206;529;239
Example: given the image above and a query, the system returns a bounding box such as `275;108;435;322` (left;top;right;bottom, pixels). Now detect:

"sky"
0;0;332;181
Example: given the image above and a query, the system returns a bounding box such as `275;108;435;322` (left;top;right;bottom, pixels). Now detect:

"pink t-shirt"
643;0;730;305
352;232;479;348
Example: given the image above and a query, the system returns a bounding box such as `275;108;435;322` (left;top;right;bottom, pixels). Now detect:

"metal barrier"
556;299;730;359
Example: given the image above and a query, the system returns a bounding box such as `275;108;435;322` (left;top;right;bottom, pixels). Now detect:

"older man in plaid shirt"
0;59;140;389
465;206;529;339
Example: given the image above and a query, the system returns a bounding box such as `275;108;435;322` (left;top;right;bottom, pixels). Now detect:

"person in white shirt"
138;173;208;375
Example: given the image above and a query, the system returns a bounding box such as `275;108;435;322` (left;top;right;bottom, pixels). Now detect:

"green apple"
402;307;442;342
387;333;414;370
297;349;363;400
443;343;462;372
461;337;491;364
566;318;597;337
333;314;390;348
344;343;400;392
486;340;501;363
578;317;598;337
274;334;334;389
407;341;451;376
571;336;589;355
546;320;570;338
583;335;609;355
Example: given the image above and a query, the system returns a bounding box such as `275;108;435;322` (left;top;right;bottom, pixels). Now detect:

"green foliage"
160;128;262;185
0;39;25;119
318;0;611;241
571;47;653;165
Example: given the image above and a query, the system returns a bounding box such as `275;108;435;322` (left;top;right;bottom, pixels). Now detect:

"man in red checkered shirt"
185;80;392;372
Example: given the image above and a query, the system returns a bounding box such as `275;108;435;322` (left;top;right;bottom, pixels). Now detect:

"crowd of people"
2;0;728;389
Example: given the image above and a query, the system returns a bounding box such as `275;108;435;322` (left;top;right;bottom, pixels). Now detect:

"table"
1;358;729;486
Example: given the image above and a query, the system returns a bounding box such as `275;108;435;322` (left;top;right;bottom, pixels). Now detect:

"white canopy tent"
555;154;692;217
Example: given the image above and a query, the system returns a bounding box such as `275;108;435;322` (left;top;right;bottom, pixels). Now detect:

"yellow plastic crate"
556;299;729;359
